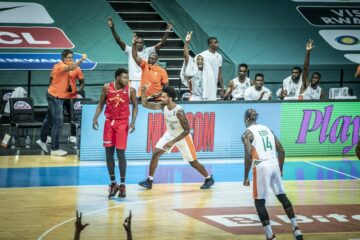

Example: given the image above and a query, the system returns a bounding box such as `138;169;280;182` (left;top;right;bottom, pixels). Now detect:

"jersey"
190;70;204;98
231;77;251;100
302;85;322;100
104;82;130;120
247;124;277;161
163;104;183;137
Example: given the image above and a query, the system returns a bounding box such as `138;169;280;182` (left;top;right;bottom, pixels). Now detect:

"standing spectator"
180;31;217;101
242;109;303;240
200;37;224;97
223;63;251;100
244;73;272;101
36;50;86;156
108;17;173;96
277;39;313;100
92;68;138;198
132;34;168;100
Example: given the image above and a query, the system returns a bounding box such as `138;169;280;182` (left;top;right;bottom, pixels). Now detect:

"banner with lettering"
80;103;281;161
281;102;360;156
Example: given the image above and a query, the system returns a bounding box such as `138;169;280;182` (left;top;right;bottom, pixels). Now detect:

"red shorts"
103;118;129;149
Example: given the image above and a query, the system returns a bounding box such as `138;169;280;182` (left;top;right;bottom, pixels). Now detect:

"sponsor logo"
0;53;97;70
344;53;360;63
296;105;359;154
175;205;360;235
319;30;360;50
14;101;31;110
0;26;74;49
147;112;215;153
0;2;54;24
297;6;360;26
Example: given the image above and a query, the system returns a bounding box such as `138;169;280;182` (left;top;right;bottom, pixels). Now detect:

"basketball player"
138;85;214;189
242;109;303;240
92;68;138;198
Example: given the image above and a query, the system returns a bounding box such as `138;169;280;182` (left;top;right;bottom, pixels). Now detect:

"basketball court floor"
0;155;359;240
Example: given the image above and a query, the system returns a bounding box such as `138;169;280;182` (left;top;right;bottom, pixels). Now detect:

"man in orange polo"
37;50;86;156
131;34;168;100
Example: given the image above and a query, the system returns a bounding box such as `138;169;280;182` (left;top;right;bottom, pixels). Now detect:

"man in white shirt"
108;17;173;96
301;72;325;100
277;39;314;100
223;63;251;100
200;37;224;97
244;73;271;101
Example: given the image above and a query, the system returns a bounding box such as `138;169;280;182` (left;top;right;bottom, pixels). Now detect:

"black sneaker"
108;182;120;198
118;184;126;198
293;226;303;240
200;175;214;189
138;178;153;189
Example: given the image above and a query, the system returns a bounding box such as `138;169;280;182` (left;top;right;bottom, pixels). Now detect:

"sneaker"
36;139;48;153
46;136;51;144
108;182;120;198
138;178;153;189
118;184;126;198
266;234;277;240
200;175;215;189
69;136;77;144
293;226;303;240
51;149;68;156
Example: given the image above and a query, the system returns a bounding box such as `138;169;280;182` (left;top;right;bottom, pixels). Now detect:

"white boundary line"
305;161;360;180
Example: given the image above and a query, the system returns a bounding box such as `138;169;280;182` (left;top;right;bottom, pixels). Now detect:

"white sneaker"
46;136;51;144
36;139;49;153
69;136;77;144
51;149;68;156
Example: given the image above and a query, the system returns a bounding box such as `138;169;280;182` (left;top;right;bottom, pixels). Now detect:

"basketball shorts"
155;131;197;162
252;158;285;199
103;118;129;149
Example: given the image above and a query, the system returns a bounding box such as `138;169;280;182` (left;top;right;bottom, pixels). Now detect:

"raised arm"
300;39;315;93
274;134;285;175
355;65;360;78
154;21;173;51
132;34;143;66
108;17;126;51
141;85;164;110
242;129;254;186
129;87;138;133
63;54;87;72
92;84;108;130
183;31;193;66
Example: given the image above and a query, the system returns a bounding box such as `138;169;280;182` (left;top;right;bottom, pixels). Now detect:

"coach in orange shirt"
37;50;86;156
131;34;168;100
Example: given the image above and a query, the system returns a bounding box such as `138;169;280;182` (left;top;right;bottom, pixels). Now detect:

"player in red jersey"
93;68;138;198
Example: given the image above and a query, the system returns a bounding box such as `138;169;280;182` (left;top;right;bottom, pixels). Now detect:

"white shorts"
252;158;285;199
155;131;197;162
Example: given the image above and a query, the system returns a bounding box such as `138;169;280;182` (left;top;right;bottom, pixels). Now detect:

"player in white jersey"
242;109;303;240
138;85;214;190
223;63;251;100
301;72;325;100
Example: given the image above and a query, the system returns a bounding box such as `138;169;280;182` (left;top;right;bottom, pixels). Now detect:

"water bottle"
25;136;30;149
11;137;15;149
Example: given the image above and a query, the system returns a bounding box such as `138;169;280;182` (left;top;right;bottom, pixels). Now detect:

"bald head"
244;108;258;127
